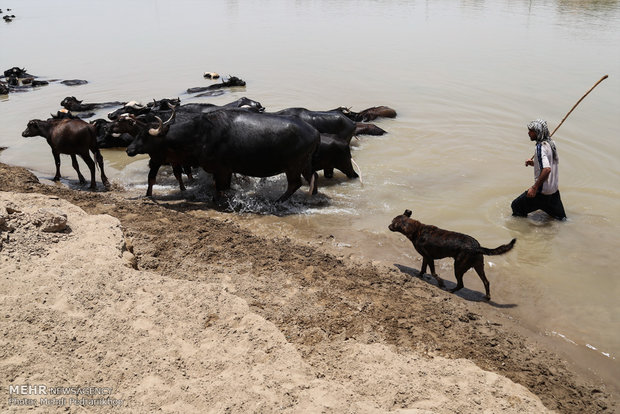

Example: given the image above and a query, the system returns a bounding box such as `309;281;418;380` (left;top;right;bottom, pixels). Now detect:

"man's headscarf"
528;119;558;162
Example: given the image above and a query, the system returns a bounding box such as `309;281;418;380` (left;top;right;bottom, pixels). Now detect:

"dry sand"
0;162;615;413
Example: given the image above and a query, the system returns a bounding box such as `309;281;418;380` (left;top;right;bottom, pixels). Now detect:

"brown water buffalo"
354;122;386;136
22;118;110;189
336;106;397;122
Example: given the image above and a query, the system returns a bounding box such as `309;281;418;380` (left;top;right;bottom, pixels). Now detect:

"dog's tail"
478;238;516;256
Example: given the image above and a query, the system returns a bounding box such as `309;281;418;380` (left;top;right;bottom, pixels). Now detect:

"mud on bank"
0;162;615;413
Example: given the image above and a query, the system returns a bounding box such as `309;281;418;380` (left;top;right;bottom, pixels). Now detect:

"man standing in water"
511;119;566;220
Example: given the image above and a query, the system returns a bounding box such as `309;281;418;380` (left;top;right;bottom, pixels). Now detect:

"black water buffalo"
314;134;360;180
0;81;8;95
90;118;134;148
274;107;356;144
124;109;319;201
61;96;126;112
3;67;32;78
108;97;264;121
336;105;397;122
111;110;195;195
147;97;181;110
107;101;153;120
22;118;109;189
61;79;88;86
50;110;81;120
186;76;246;94
180;97;264;114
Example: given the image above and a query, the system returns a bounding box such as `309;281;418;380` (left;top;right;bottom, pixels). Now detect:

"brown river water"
1;0;619;392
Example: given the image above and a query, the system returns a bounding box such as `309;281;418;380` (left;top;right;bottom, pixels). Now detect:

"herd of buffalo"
14;75;396;201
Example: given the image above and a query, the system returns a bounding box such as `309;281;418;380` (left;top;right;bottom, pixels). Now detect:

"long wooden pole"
529;74;608;160
549;74;608;138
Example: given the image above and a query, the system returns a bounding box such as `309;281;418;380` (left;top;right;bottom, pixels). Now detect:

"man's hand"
526;186;537;198
525;159;534;167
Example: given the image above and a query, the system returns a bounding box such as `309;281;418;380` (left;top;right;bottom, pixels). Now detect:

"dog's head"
388;209;412;233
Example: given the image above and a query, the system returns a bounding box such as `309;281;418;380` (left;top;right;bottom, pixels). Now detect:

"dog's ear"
404;209;412;217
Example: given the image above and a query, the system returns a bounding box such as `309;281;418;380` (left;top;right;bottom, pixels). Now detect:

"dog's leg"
419;258;428;278
450;260;468;294
427;259;445;288
473;261;491;301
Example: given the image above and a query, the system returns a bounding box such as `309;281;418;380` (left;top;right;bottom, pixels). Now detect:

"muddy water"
1;0;619;391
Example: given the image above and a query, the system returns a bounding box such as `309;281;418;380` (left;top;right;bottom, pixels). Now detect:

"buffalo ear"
404;209;412;217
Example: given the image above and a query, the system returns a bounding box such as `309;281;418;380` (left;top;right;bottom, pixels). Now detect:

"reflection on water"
1;0;619;391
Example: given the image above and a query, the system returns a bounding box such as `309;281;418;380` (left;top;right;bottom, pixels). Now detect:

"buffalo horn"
351;158;363;185
149;116;163;136
163;105;176;126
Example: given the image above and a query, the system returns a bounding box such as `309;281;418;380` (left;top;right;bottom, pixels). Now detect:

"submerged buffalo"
337;105;397;122
21;118;109;189
61;96;126;112
186;76;246;94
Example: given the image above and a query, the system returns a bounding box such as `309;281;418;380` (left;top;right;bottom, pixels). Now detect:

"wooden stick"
529;74;608;160
549;74;608;137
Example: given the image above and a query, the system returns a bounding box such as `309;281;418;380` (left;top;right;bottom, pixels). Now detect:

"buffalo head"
22;120;45;137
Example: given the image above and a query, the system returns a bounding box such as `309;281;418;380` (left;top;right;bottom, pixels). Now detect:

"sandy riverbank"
0;162;615;413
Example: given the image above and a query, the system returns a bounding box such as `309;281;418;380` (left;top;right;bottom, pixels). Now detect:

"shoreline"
0;161;616;413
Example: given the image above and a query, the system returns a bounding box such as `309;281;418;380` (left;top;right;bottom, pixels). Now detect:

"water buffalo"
186;76;246;94
354;122;386;136
61;79;88;86
147;97;181;111
123;109;319;201
22;118;109;189
111;110;195;196
3;67;32;78
314;134;360;180
274;107;356;144
336;106;397;122
107;101;152;120
61;96;126;112
90;118;134;148
108;97;264;122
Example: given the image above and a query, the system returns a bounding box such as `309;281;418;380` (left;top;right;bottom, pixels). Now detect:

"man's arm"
527;167;550;197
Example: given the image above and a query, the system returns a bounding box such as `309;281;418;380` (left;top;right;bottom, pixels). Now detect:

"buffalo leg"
302;166;318;195
172;165;186;191
212;170;233;201
78;152;97;189
214;170;232;192
323;167;334;179
183;165;194;182
70;154;87;184
337;160;359;179
52;150;62;181
94;149;110;188
146;160;162;197
278;171;303;202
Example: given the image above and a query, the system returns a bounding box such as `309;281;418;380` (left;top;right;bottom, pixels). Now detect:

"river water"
1;0;619;392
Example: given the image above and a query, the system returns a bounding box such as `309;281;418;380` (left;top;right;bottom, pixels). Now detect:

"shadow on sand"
393;263;517;309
